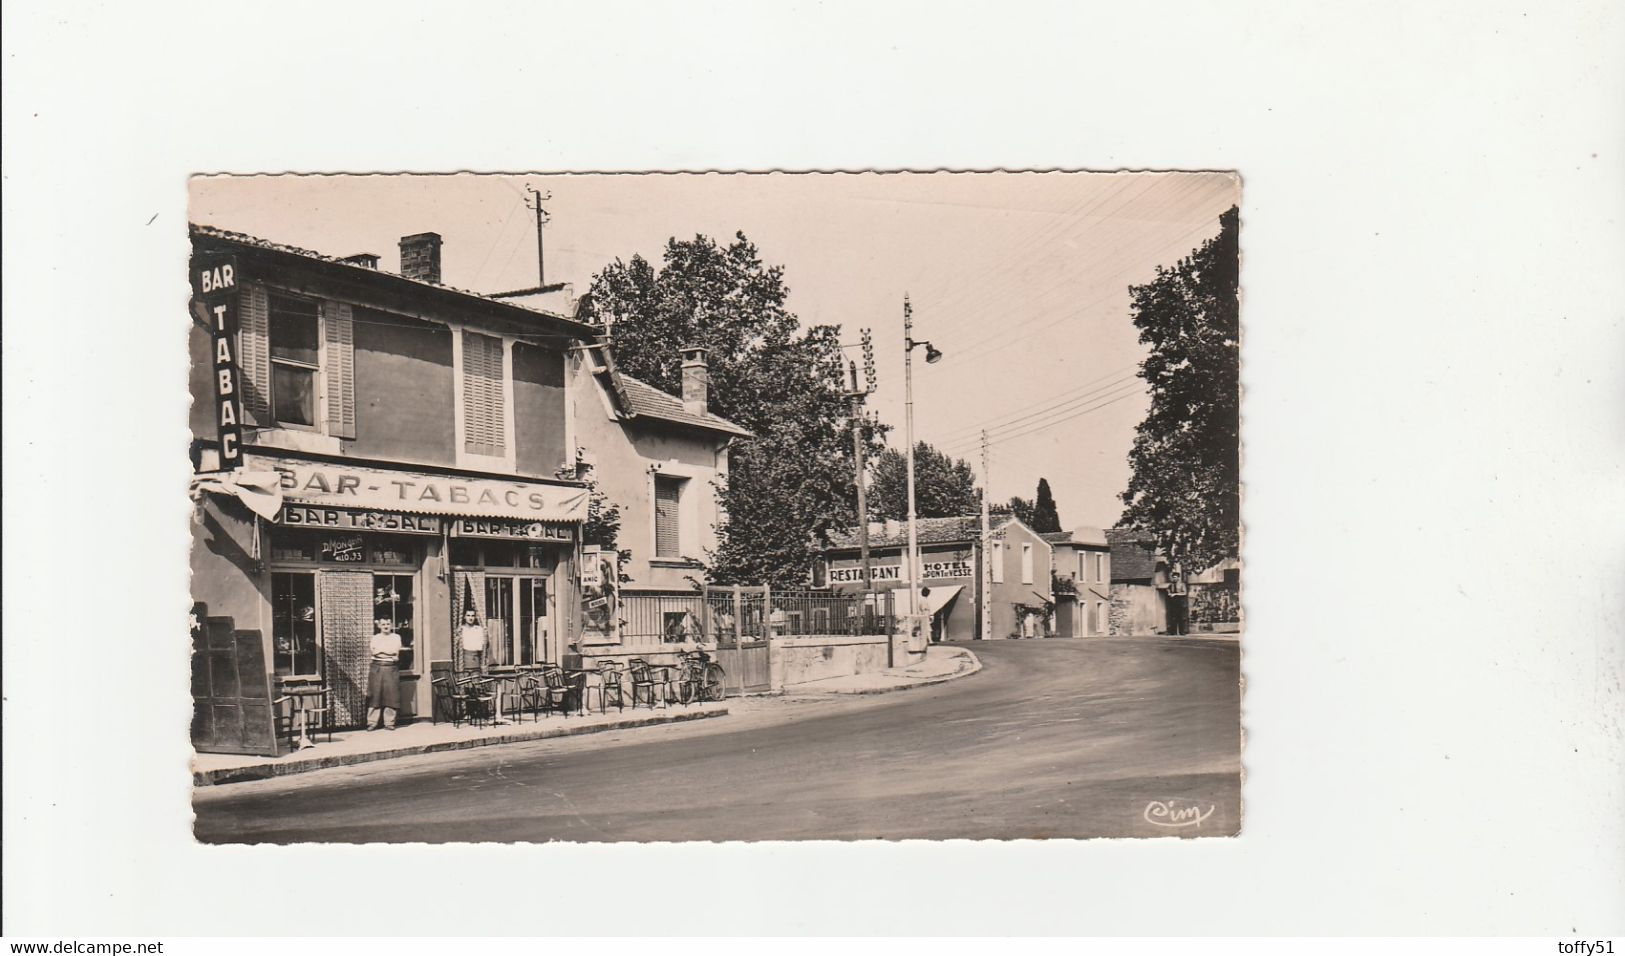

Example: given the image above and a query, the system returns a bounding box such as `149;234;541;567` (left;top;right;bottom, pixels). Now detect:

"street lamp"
902;294;943;649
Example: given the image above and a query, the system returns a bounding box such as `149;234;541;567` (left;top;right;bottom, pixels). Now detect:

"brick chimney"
680;345;710;415
398;232;443;283
341;252;380;269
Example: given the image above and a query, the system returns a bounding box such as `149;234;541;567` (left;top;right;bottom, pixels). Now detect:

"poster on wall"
579;545;619;643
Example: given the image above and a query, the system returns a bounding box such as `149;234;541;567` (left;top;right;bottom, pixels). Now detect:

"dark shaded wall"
188;321;217;439
513;341;567;478
350;309;456;464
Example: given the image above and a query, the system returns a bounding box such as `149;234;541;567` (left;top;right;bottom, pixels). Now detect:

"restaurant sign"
279;505;441;535
193;253;243;471
248;455;590;523
828;555;974;584
450;518;574;542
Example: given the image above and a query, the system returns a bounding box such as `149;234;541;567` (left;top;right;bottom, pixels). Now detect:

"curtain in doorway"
452;571;487;659
319;570;373;726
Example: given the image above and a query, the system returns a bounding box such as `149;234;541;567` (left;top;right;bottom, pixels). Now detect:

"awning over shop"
188;470;284;520
244;454;590;523
920;584;964;618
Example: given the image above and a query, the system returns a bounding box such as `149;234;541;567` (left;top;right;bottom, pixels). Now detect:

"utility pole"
980;428;993;642
849;363;872;590
526;187;552;286
903;296;919;626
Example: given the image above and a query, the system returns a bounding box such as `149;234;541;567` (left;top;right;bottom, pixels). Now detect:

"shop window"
268;293;320;428
271;572;319;677
653;475;684;558
449;538;483;567
1021;543;1035;584
371;539;415;566
461;330;507;458
270;531;317;563
373;574;415;671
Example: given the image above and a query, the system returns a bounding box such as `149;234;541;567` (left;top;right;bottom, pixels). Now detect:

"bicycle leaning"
675;647;727;704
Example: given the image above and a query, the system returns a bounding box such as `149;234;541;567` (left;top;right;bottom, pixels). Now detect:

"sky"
190;171;1238;531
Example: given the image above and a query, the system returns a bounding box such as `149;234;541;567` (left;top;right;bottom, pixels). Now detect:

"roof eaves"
190;224;598;337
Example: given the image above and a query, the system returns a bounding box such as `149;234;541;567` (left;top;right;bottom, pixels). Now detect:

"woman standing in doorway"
367;617;403;730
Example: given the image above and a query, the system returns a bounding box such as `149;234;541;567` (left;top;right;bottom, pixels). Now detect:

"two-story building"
565;339;751;655
817;515;1053;641
1043;525;1112;637
188;225;595;749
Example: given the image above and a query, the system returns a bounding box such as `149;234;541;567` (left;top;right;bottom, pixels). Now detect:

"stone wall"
1109;583;1167;635
772;634;891;690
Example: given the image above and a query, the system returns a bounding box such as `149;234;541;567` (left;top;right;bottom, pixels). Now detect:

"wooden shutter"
462;331;505;457
238;283;271;426
654;476;681;557
322;301;356;439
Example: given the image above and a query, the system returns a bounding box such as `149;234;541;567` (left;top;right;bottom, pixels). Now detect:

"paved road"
193;637;1241;843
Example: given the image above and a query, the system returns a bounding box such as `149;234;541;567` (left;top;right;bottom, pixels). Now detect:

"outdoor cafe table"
276;678;326;751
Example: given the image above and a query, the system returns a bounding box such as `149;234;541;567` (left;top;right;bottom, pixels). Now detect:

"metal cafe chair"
456;676;497;728
431;678;464;726
538;666;577;718
627;658;667;710
593;660;627;714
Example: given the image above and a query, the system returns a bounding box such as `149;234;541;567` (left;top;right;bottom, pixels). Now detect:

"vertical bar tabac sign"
193;254;243;470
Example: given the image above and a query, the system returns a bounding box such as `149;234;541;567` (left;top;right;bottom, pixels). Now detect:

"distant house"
1106;528;1241;635
818;515;1054;641
1106;528;1169;635
567;340;751;651
1044;526;1112;637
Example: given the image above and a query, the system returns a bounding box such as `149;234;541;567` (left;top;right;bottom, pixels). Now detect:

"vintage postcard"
186;171;1242;842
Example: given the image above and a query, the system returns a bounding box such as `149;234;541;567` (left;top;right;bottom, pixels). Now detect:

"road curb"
193;708;729;787
794;648;984;696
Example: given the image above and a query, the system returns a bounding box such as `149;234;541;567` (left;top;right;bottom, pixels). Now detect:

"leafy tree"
1031;477;1062;533
868;441;982;520
580;233;883;587
1119;206;1240;572
999;496;1036;527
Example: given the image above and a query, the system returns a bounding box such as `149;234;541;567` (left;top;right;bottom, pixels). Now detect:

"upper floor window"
1021;543;1035;584
268;294;320;428
1078;553;1088;581
991;541;1005;583
461;330;507;459
236;283;354;441
1096;553;1108;583
653;474;685;558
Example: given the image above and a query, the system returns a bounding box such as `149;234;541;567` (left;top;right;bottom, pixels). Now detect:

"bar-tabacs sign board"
193;254;243;470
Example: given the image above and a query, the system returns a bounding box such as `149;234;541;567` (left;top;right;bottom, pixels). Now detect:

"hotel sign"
193;254;243;471
248;455;591;523
279;505;442;535
828;556;973;584
450;518;574;542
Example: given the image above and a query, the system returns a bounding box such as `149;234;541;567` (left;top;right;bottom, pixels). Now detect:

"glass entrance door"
271;571;319;677
484;575;550;666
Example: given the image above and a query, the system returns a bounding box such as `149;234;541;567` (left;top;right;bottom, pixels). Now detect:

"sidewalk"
780;644;981;696
192;702;729;787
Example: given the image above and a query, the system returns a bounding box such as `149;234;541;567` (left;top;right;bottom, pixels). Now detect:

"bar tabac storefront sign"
193;253;243;470
279;505;442;535
450;518;574;541
248;454;591;523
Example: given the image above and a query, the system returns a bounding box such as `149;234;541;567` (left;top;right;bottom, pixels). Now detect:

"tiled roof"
190;224;595;334
1040;531;1074;544
825;515;1014;551
1106;527;1162;581
1069;525;1108;547
615;374;752;438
